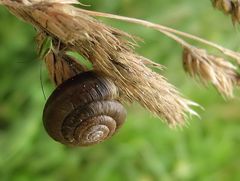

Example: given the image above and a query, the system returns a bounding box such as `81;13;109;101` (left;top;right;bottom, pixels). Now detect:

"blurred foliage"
0;0;240;181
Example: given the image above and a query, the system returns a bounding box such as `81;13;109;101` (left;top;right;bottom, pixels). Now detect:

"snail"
38;34;127;146
43;71;127;146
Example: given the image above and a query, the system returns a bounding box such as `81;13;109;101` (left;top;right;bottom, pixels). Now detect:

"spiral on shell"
43;71;126;146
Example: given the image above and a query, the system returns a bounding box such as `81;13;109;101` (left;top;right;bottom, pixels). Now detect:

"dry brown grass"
183;47;240;98
212;0;240;24
1;0;240;126
36;32;87;86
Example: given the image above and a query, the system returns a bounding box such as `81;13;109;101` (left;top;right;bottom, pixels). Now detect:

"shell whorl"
43;71;126;146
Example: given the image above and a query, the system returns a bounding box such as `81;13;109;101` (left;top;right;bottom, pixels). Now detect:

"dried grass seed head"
1;0;200;126
212;0;240;24
183;47;240;98
36;32;87;86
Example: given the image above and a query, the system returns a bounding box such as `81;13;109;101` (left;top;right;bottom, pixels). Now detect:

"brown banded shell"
43;71;126;146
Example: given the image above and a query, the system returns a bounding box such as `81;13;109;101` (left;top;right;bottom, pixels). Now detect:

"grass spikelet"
2;0;240;126
183;47;240;97
212;0;240;24
0;0;199;126
36;32;87;86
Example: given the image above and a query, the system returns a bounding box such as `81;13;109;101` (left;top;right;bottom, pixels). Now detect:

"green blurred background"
0;0;239;181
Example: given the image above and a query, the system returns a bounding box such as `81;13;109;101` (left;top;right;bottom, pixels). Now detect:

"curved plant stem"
78;9;240;63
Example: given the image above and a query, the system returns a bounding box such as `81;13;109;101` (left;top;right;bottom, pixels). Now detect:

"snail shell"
43;71;126;146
